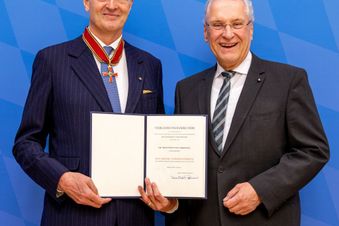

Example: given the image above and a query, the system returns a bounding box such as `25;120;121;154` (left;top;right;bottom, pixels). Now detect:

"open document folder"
91;113;207;198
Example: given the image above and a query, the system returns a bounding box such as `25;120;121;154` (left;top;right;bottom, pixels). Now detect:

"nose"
221;25;234;39
106;0;119;9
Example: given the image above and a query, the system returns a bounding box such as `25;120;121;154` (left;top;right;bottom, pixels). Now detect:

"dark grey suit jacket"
13;36;164;226
166;54;329;226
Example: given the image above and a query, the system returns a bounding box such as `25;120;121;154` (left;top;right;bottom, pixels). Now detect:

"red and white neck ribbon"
82;27;124;82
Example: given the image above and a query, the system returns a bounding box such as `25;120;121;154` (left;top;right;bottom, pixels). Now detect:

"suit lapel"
69;37;113;112
221;55;266;157
198;66;215;115
124;42;144;113
198;66;221;155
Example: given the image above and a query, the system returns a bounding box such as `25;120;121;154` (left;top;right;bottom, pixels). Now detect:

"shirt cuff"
165;199;179;214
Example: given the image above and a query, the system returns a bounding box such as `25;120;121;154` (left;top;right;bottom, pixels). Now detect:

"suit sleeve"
249;69;330;216
13;50;69;202
165;200;191;226
174;82;181;114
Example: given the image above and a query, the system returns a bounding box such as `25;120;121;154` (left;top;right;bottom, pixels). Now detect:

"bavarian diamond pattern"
0;0;338;225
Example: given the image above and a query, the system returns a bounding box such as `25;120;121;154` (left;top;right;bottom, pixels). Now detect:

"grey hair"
204;0;255;22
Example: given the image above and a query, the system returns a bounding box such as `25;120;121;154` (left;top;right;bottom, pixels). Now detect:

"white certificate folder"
91;113;207;198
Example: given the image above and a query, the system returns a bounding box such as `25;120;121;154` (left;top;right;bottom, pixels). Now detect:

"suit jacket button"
218;166;224;173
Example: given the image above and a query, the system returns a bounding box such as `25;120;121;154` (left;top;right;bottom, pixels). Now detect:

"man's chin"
217;57;239;70
102;25;123;34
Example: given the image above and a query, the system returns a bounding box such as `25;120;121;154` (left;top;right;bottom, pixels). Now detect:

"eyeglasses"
206;20;252;31
96;0;131;4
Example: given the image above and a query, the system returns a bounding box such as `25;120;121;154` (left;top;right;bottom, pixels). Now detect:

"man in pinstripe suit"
13;0;176;225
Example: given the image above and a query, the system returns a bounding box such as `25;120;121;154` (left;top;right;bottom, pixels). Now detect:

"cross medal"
102;65;118;83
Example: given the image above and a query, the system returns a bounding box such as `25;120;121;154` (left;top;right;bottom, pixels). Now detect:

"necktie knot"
103;46;113;56
221;71;235;79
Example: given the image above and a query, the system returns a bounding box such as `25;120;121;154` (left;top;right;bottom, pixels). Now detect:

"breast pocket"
248;111;284;137
139;91;158;114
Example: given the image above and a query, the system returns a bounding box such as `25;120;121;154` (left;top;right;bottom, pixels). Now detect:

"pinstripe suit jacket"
13;36;164;226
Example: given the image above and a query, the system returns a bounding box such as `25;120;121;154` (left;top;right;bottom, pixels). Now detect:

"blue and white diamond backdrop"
0;0;338;226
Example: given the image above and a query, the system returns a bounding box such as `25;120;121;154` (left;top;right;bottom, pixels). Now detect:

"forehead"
206;0;248;21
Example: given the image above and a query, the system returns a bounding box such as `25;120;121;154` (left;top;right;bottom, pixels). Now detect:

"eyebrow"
209;18;245;23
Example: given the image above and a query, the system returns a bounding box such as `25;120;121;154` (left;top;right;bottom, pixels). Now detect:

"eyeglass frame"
205;20;252;31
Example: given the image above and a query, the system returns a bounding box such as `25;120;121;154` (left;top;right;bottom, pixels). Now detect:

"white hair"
204;0;255;22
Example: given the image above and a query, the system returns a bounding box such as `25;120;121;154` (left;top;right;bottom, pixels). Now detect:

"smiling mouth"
220;43;237;48
103;13;120;18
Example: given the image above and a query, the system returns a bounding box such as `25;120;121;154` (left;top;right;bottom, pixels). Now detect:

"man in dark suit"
166;0;330;225
13;0;175;225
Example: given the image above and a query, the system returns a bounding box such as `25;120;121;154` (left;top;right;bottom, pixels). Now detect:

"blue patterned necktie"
100;46;121;113
212;71;234;153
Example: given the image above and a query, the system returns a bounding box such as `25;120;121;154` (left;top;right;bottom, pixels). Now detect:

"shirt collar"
215;51;252;78
88;27;122;51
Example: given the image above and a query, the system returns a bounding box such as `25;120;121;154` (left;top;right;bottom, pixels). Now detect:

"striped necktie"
101;46;121;113
212;71;234;153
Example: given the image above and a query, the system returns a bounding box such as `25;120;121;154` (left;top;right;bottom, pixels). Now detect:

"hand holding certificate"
91;113;207;198
138;178;178;212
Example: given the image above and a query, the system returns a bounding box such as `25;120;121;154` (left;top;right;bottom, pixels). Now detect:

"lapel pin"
257;78;262;83
138;76;143;81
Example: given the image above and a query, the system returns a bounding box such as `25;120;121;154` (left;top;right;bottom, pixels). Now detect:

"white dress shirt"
90;31;129;113
210;52;252;149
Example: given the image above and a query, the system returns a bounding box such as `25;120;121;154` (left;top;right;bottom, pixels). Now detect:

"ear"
83;0;90;12
249;23;254;40
128;0;134;11
203;24;209;43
